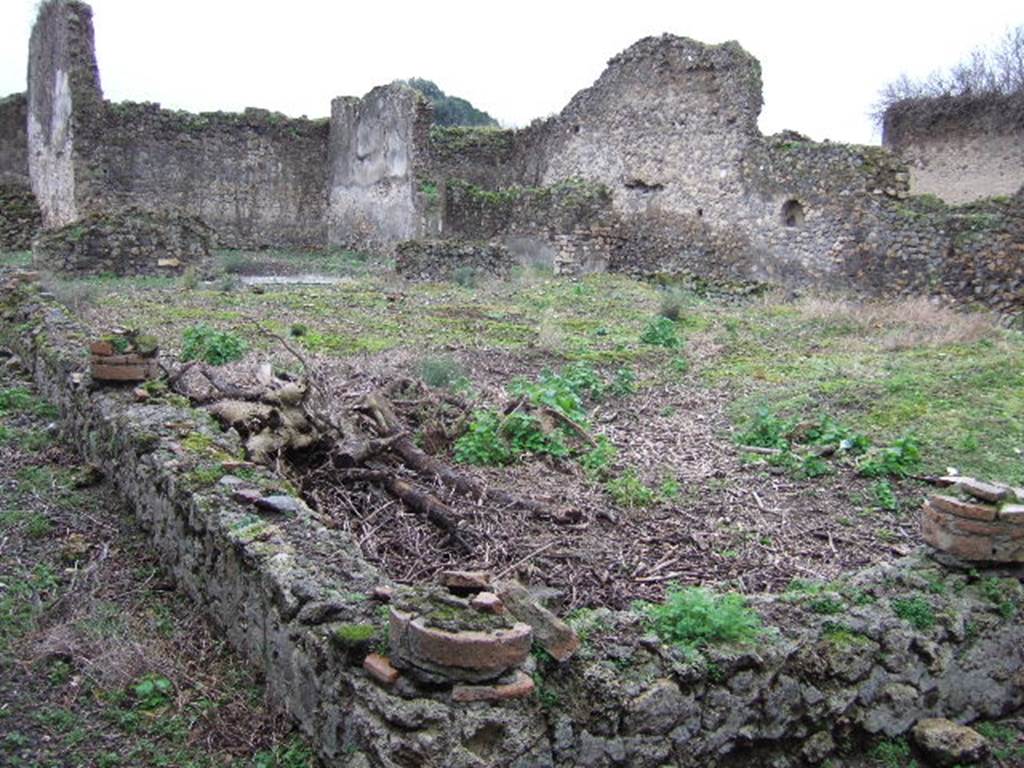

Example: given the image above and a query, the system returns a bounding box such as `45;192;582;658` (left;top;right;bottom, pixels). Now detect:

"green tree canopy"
398;78;499;127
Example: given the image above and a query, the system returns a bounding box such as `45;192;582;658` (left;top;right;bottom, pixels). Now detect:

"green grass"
55;264;1024;483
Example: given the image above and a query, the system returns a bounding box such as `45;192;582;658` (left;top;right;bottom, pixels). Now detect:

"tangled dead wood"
168;330;560;552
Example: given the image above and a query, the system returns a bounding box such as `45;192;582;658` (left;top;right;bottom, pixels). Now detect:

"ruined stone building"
0;0;1021;315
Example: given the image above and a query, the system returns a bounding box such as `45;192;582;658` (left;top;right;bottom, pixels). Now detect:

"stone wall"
0;183;43;251
32;207;210;276
0;93;31;186
883;94;1024;204
4;277;1024;768
327;84;433;252
75;103;328;249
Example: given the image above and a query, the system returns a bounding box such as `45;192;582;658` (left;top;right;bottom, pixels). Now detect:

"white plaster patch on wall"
28;67;76;227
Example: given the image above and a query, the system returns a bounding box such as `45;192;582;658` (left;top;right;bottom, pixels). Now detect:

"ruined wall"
883;94;1024;204
33;207;211;276
75;104;328;249
26;0;103;228
0;93;43;249
25;0;326;250
0;93;30;186
327;84;433;251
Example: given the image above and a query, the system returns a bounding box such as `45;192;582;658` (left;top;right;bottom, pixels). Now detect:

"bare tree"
873;25;1024;124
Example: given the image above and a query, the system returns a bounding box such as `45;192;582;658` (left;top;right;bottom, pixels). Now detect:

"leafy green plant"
858;435;921;478
980;577;1018;619
605;468;657;508
611;366;636;395
872;479;899;511
807;595;844;615
640;586;762;652
132;675;173;710
891;596;935;630
181;324;247;366
736;408;793;450
454;410;566;466
640;316;680;348
869;737;917;768
580;436;617;480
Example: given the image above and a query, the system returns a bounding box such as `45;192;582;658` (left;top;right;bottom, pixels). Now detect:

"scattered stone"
931;494;997;522
363;653;400;687
231;488;263;505
220;460;255;471
452;671;535;703
132;386;149;402
470;592;504;614
439;570;492;592
495;579;580;662
371;585;394;602
801;730;836;764
157;258;181;268
911;718;989;767
217;475;247;488
255;495;304;515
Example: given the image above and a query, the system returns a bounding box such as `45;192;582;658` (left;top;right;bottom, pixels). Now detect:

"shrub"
418;355;469;390
611;366;636;395
640;316;680;348
641;586;762;652
452;265;477;288
872;479;899;511
181;324;247;366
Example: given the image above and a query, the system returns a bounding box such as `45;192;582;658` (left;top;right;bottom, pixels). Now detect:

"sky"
0;1;1021;145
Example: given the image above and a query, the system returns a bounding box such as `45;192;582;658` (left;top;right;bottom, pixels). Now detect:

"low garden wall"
2;273;1023;767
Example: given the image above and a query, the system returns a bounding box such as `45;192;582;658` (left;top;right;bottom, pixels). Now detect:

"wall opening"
781;199;805;227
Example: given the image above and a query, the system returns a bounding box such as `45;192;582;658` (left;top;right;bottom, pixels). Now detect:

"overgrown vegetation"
400;78;498;127
639;586;763;653
181;323;247;366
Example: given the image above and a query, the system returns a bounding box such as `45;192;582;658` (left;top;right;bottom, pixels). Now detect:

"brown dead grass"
793;294;1002;351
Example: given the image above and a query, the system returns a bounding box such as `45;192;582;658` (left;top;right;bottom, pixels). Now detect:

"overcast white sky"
1;1;1021;144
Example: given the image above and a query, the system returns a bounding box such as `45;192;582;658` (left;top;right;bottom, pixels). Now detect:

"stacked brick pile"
922;477;1024;562
364;570;579;703
89;336;159;382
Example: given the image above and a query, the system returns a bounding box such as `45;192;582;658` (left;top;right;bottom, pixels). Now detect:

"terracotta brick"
452;671;535;703
470;592;505;614
89;340;115;356
90;353;148;366
999;504;1024;524
363;653;400;686
921;505;994;561
930;494;997;522
958;478;1011;503
389;609;532;674
439;570;492;591
495;580;580;662
90;362;153;382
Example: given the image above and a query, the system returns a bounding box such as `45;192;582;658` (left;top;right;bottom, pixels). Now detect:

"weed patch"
639;586;762;653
